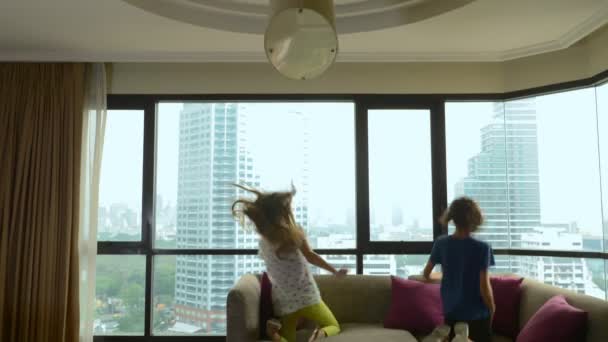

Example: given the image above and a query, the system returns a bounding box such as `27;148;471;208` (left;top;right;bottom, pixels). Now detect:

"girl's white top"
258;238;321;316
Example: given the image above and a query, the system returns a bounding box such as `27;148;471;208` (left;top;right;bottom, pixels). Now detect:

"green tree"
118;283;145;333
96;275;122;298
154;259;176;298
121;283;144;310
118;308;144;333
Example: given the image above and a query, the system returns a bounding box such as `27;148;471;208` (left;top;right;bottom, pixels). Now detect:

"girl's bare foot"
308;328;327;342
266;319;282;342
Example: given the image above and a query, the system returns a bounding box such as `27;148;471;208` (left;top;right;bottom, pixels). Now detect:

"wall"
110;26;608;95
110;62;505;94
503;24;608;92
588;25;608;77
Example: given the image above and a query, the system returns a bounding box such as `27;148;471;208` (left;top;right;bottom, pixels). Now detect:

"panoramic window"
96;86;608;339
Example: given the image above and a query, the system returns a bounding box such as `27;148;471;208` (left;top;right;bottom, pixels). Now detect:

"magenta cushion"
491;276;523;338
384;276;444;334
258;272;274;338
516;295;587;342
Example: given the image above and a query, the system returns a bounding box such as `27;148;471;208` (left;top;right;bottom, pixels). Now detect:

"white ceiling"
1;0;607;62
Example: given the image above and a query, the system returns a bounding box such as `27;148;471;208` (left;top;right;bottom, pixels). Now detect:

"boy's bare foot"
266;319;282;342
308;328;327;342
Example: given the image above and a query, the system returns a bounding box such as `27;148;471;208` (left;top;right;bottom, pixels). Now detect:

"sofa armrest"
227;274;261;342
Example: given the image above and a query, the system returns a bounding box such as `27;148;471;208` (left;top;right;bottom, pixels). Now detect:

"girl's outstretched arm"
300;238;347;276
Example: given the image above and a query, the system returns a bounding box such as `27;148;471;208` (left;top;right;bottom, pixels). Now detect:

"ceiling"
1;0;607;62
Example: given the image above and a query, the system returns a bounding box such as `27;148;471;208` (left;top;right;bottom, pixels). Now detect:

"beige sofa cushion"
315;275;392;324
291;323;417;342
519;278;608;342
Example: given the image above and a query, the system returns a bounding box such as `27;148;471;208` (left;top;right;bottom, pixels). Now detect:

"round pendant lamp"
265;0;338;80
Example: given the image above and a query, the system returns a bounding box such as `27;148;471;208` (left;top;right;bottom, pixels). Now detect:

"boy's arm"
423;260;435;281
423;239;442;282
300;238;347;276
480;270;496;321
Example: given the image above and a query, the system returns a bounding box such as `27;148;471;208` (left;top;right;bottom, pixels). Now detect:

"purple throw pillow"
516;295;587;342
259;272;274;338
384;276;444;334
491;276;524;338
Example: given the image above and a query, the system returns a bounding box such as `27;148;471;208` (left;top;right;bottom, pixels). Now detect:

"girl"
232;184;346;342
423;197;496;342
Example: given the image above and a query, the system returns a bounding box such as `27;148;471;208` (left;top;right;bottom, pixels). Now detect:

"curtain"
0;63;86;342
78;63;107;342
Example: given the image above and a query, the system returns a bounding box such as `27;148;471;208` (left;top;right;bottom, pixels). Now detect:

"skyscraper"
456;99;540;271
173;104;310;333
173;103;261;333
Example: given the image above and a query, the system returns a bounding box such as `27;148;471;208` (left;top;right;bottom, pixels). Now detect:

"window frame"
96;69;608;341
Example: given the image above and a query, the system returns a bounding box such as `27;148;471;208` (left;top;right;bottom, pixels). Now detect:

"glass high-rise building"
173;104;310;333
456;99;540;251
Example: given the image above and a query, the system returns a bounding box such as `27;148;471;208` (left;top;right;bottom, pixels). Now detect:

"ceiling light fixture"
264;0;338;80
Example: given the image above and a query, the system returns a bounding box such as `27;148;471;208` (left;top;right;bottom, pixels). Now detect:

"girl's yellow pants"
278;301;340;342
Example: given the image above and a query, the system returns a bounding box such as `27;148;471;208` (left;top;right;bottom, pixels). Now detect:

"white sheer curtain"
79;63;107;342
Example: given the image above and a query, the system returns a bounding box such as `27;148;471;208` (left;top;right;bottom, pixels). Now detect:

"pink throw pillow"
491;276;523;338
258;272;274;338
516;295;587;342
384;276;444;334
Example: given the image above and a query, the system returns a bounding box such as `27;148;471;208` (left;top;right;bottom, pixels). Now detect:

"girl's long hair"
232;184;304;256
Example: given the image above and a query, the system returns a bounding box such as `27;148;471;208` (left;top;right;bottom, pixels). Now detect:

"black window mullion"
355;98;369;275
97;241;146;254
430;101;448;239
142;100;156;337
362;241;434;255
142;101;156;249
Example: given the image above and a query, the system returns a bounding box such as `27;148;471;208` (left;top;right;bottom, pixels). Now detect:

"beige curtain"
0;63;86;342
79;63;107;342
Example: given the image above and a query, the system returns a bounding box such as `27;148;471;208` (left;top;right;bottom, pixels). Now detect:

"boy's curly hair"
439;197;484;232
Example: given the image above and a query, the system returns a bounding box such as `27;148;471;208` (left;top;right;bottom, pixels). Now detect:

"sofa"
227;275;608;342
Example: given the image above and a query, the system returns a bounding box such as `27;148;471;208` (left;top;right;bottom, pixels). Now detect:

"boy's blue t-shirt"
430;234;495;321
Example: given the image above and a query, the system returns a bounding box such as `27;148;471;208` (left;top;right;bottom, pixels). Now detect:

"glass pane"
155;103;356;249
363;255;430;277
368;110;433;241
519;90;602;251
98;110;144;241
507;256;606;300
447;91;604;254
94;255;146;335
446;102;508;249
597;82;608;253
